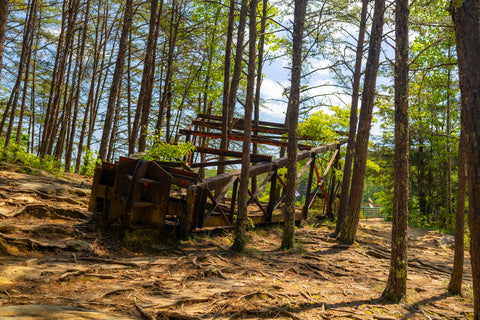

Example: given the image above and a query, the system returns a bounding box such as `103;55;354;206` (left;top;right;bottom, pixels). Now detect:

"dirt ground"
0;163;474;319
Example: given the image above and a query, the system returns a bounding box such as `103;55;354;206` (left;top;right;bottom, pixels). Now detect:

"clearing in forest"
0;163;474;319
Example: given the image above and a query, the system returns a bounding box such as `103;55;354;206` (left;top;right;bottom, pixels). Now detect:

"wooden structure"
89;114;347;238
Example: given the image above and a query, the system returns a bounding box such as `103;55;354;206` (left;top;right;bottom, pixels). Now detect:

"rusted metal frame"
163;166;198;179
266;167;278;222
190;159;243;168
310;148;340;215
246;170;275;206
230;178;239;219
197;140;347;192
297;156;314;179
178;129;312;150
320;184;329;214
192;118;288;135
203;176;237;225
272;192;286;212
326;146;341;218
193;186;209;229
321;148;340;181
196;113;287;129
276;175;287;188
302;154;316;219
313;162;321;182
175;117;201;143
193;146;272;162
206;191;232;226
307;185;321;209
247;188;269;217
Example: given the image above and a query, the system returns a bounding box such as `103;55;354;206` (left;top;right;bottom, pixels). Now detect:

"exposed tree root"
78;257;139;268
12;204;89;220
0;232;66;252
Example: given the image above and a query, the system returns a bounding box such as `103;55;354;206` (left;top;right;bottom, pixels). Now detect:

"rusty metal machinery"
89;114;347;238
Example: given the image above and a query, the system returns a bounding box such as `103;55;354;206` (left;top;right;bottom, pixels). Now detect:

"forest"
0;0;480;319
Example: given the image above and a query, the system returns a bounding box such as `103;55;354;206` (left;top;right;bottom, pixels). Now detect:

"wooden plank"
178;129;312;150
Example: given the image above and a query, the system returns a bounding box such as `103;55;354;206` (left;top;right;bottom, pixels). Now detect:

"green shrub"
139;131;195;161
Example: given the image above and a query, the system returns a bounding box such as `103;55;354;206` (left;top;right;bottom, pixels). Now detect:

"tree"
281;0;308;250
2;0;38;151
218;0;248;182
131;0;163;154
218;0;236;177
450;0;480;315
382;0;410;302
39;0;79;157
0;0;9;80
338;0;386;244
448;117;466;294
98;0;133;162
333;0;368;237
231;0;257;252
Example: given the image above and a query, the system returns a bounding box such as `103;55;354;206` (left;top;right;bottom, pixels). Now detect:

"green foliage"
139;132;195;162
298;106;350;144
79;149;102;176
372;0;460;232
0;137;62;175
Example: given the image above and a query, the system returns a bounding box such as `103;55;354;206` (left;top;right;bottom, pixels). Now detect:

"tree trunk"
3;0;37;151
218;0;236;177
155;1;180;141
251;0;268;193
448;117;466;294
40;0;79;157
382;0;409;302
132;0;163;154
450;1;480;315
15;0;37;146
53;34;75;161
338;0;385;245
450;0;480;317
281;0;307;250
231;0;257;253
333;0;368;237
0;0;9;80
75;0;110;172
65;0;90;172
98;0;133;161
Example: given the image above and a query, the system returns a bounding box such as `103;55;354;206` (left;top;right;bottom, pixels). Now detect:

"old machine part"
89;114;347;238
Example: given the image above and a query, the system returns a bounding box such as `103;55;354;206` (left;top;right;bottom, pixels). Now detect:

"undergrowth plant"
139;131;195;161
0;137;63;175
79;149;102;176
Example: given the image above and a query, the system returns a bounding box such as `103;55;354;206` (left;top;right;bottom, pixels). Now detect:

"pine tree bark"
232;0;257;253
338;0;385;245
450;0;480;315
3;0;37;151
75;0;108;172
333;0;368;237
15;0;37;145
448;118;466;294
281;0;307;250
40;0;79;157
0;0;9;80
65;0;90;172
155;1;180;141
218;0;236;177
133;0;163;154
251;0;268;193
382;0;409;302
98;0;133;161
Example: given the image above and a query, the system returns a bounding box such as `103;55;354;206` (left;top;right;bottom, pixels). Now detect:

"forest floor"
0;162;474;319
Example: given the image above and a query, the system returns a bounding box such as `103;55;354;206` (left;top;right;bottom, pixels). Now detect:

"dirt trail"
0;164;474;319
